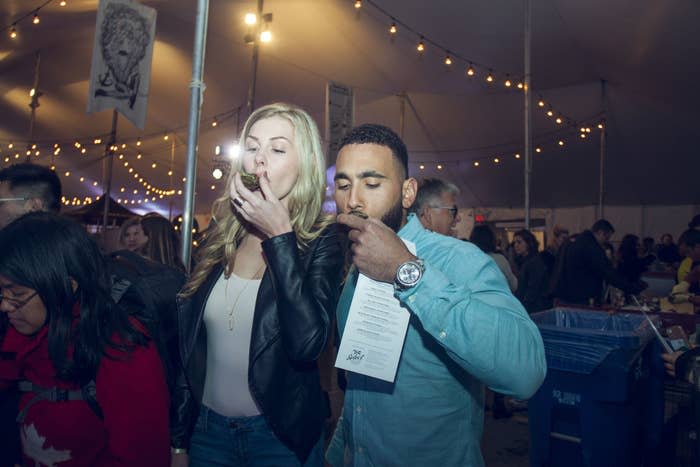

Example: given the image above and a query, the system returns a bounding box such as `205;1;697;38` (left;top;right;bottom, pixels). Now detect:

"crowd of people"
0;102;695;466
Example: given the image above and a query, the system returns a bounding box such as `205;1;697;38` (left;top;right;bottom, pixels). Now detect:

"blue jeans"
189;406;323;467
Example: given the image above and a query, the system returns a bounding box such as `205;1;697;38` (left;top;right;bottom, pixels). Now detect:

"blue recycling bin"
528;308;659;467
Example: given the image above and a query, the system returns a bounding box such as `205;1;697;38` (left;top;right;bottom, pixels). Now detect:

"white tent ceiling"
0;0;698;216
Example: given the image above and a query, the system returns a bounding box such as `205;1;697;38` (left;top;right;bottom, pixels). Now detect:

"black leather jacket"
170;225;344;462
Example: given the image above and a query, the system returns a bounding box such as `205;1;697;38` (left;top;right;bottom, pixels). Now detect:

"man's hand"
337;213;415;284
661;351;684;378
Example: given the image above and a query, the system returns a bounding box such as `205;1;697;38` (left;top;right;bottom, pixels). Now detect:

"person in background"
677;229;697;283
677;230;700;284
409;178;461;237
328;123;545;467
141;213;187;273
657;233;682;264
642;237;656;262
170;103;344;467
617;234;654;284
512;229;552;313
0;212;169;466
119;216;149;253
469;224;518;292
0;162;62;467
552;219;644;305
541;225;569;272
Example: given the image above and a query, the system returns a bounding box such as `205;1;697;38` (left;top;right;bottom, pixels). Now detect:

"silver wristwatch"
394;258;425;290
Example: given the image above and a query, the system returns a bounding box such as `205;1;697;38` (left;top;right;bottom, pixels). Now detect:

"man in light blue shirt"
328;124;547;467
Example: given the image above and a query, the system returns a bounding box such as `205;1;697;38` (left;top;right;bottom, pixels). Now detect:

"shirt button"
439;331;447;339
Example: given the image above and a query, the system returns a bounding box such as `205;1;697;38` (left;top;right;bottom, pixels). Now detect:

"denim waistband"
199;405;266;430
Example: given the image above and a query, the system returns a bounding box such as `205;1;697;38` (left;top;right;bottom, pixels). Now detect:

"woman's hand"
230;171;293;238
170;452;189;467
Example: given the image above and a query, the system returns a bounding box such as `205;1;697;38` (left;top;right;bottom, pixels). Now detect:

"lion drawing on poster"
95;3;150;109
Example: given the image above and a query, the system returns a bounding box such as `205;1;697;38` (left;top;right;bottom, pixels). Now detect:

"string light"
136;138;142;146
535;147;542;153
493;157;500;164
354;0;362;9
486;70;494;83
416;37;425;53
473;161;479;167
514;153;521;159
244;13;257;25
444;55;452;66
59;1;67;6
504;76;512;87
437;164;443;170
466;63;475;77
558;140;565;146
9;25;17;39
211;119;218;127
32;13;40;25
597;123;604;129
538;100;545;107
546;109;554;117
555;117;563;124
517;82;523;89
419;164;425;170
389;22;397;34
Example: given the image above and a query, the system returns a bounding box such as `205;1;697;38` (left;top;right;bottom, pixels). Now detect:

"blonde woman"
170;103;344;466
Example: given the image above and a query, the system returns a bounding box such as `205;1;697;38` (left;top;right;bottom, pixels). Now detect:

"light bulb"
354;0;362;9
244;13;257;25
64;171;70;176
136;138;142;146
444;55;452;66
466;64;475;76
212;168;223;179
538;100;545;107
514;153;521;159
419;164;425;170
437;164;443;170
9;26;17;39
417;39;425;52
517;82;523;89
486;71;494;83
260;30;272;42
546;110;554;117
152;162;157;168
580;133;586;139
558;140;564;146
94;138;101;144
473;161;480;167
389;23;397;34
211;184;216;190
535;147;542;153
211;119;218;127
59;1;67;6
493;158;500;164
32;13;40;25
597;123;604;129
504;78;512;87
163;134;169;141
555;117;562;124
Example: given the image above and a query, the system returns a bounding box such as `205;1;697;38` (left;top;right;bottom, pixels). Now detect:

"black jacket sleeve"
261;224;344;363
585;241;639;293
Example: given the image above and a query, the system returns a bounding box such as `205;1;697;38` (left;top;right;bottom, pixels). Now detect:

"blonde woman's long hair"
180;103;331;297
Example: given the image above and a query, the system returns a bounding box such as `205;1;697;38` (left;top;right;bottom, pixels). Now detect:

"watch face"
398;263;420;285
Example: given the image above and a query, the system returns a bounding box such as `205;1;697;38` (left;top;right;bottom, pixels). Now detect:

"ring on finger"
233;197;244;208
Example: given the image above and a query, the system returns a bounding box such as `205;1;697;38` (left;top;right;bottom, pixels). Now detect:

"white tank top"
202;271;262;417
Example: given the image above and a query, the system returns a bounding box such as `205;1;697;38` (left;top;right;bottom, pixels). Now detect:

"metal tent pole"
180;0;210;270
524;0;533;229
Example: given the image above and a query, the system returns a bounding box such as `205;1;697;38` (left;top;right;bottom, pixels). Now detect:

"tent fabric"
0;0;698;214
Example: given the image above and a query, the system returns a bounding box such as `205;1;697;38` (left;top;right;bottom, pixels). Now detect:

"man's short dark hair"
0;163;61;213
409;178;459;215
338;124;408;178
591;219;614;234
685;229;700;249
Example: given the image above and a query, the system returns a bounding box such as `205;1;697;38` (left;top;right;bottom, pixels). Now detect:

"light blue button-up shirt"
327;214;547;467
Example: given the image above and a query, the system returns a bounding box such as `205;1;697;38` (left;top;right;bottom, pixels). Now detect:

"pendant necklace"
225;262;265;331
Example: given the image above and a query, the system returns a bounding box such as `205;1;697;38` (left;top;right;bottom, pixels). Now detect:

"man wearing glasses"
409;178;461;237
0;162;61;467
0;163;61;228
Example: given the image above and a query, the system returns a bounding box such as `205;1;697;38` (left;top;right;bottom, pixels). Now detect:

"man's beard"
380;196;404;232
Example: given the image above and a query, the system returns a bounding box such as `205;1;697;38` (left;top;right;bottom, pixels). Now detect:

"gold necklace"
225;263;265;331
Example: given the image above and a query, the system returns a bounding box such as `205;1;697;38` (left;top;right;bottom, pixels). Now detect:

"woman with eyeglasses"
0;212;170;466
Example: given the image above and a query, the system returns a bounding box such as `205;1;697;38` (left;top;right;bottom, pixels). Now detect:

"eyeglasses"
0;291;38;310
430;205;459;219
0;197;27;203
